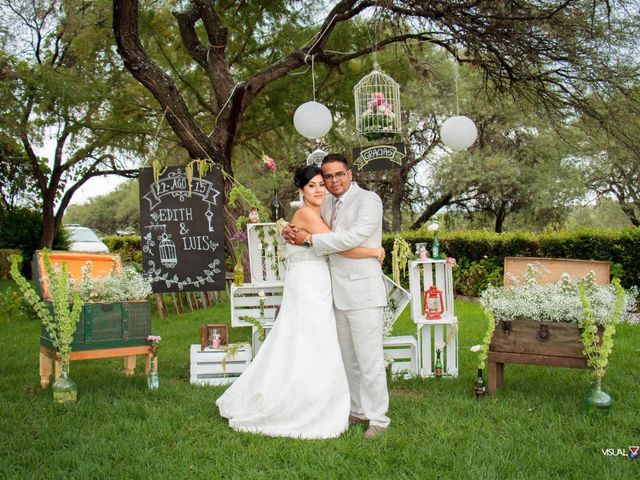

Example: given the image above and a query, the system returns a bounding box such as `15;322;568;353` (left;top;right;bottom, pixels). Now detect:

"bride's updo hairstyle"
294;165;322;189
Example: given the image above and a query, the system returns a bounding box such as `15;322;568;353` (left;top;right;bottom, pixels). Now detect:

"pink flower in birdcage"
446;257;457;266
262;155;277;172
372;92;385;106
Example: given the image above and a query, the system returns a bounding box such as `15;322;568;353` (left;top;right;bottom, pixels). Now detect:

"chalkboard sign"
139;166;225;292
351;143;406;172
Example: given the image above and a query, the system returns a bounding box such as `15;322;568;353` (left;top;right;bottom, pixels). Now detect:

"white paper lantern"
440;115;478;151
293;101;332;139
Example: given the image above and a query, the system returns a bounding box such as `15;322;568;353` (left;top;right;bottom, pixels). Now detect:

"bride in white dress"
216;165;385;439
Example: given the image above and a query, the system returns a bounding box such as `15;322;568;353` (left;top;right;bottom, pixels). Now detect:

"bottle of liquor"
434;350;443;378
431;231;440;259
474;368;486;399
271;189;282;221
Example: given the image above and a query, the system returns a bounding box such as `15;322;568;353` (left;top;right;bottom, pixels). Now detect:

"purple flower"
230;231;247;243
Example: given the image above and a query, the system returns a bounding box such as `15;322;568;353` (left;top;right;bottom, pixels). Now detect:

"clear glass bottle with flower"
147;335;161;389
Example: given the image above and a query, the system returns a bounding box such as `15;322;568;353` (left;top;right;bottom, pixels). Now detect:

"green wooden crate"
40;301;152;351
32;250;152;352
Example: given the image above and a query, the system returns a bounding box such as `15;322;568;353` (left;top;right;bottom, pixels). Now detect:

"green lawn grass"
1;294;638;479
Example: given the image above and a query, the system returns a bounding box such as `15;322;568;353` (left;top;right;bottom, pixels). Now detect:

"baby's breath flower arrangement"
480;267;636;326
76;264;152;303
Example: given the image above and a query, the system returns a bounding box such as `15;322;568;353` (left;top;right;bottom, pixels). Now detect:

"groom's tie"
329;197;341;229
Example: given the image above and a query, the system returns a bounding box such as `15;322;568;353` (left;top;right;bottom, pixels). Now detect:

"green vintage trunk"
40;301;152;351
33;251;152;352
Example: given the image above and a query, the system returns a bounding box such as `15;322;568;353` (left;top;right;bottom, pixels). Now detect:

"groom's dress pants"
334;307;390;428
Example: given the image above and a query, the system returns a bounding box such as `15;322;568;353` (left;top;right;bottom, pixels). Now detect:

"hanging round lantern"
293;101;332;139
354;65;402;142
159;233;177;268
306;148;328;167
440;115;478;151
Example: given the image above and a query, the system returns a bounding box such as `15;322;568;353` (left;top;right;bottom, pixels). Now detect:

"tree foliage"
113;0;640;238
0;0;156;247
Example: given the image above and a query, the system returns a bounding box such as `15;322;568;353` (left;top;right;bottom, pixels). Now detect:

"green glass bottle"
233;261;244;286
432;231;440;259
473;368;485;399
585;376;612;416
52;361;78;404
434;350;443;378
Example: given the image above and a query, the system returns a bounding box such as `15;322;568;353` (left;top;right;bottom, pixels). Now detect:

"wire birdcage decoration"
159;233;177;268
306;148;328;167
354;64;401;142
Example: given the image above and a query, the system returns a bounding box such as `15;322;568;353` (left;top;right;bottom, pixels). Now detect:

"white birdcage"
306;148;328;167
354;64;401;142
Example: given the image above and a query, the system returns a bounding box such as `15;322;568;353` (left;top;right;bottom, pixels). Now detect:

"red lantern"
423;286;444;320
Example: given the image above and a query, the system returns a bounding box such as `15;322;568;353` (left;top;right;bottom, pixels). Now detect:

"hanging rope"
311;55;316;101
454;62;460;116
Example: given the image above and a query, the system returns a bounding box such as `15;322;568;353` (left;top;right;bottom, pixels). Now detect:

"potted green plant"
10;251;84;404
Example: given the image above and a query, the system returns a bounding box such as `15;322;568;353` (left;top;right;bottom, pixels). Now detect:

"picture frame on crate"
200;324;228;351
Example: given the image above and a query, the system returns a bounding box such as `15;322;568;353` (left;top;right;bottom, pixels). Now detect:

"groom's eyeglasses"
323;170;349;182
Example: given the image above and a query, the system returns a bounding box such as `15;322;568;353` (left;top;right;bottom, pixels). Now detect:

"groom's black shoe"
348;415;367;426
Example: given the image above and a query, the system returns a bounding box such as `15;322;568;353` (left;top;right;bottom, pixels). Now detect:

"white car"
67;226;109;253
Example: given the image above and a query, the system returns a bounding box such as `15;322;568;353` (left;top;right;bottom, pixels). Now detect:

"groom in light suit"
285;153;389;439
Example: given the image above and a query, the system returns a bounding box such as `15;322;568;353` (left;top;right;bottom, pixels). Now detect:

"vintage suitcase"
34;251;151;351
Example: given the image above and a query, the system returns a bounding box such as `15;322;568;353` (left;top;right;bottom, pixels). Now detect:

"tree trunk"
410;193;453;230
619;201;640;227
40;202;56;249
494;202;508;233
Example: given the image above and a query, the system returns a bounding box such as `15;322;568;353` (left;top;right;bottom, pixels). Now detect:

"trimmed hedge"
382;227;640;293
103;235;142;265
103;228;640;294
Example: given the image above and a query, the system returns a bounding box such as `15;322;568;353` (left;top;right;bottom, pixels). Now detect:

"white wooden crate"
408;259;458;378
382;275;411;334
408;260;455;323
383;335;418;377
230;283;284;327
189;344;252;386
416;320;459;377
247;223;287;283
251;325;273;357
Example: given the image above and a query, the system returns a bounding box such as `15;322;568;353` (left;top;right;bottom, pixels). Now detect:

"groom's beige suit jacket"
312;182;387;311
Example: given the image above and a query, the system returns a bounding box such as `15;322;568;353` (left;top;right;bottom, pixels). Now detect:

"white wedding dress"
216;244;350;439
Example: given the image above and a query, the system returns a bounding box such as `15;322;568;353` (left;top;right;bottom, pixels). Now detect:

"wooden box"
383;335;418;378
34;251;152;351
383;274;411;330
247;223;287;283
408;260;459;378
251;325;274;357
487;257;610;395
189;344;251;386
230;283;284;327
